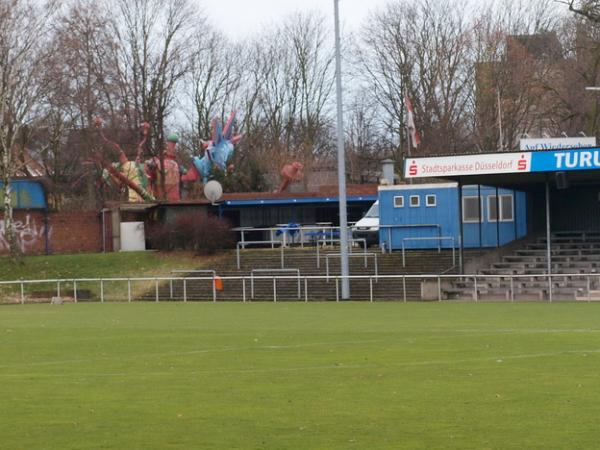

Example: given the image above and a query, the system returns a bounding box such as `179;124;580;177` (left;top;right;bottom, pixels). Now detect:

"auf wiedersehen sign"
519;137;596;151
405;147;600;178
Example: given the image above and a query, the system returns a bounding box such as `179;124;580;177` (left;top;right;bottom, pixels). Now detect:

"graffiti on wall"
0;215;52;253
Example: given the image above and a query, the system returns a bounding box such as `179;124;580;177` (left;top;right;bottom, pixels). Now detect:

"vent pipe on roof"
381;159;395;185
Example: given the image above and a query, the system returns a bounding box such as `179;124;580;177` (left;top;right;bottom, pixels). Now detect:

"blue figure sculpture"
182;112;243;184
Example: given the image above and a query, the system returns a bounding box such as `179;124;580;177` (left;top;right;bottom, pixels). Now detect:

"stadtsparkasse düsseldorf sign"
405;147;600;178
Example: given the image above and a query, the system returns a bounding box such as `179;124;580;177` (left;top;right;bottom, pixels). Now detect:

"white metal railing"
2;273;600;304
171;270;216;302
236;236;367;270
401;236;458;268
232;224;357;248
379;224;442;252
250;269;301;301
324;252;378;282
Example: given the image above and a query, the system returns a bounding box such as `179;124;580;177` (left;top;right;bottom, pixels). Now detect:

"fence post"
335;277;339;302
374;254;379;282
73;280;78;303
369;276;373;303
127;279;131;303
548;275;553;302
316;244;320;269
402;275;407;303
510;277;514;303
57;281;61;299
20;281;24;304
169;279;173;299
297;272;301;300
587;275;591;302
242;277;246;303
326;256;330;282
212;275;217;302
183;279;187;302
236;245;241;270
437;276;442;302
251;273;255;300
474;275;478;303
304;277;308;303
100;280;104;303
273;277;277;302
280;244;284;269
402;242;406;267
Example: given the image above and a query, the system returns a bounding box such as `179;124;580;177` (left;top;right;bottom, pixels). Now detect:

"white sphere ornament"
204;180;223;203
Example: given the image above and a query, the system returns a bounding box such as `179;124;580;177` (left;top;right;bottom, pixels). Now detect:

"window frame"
393;196;404;208
425;194;437;207
409;195;420;208
487;194;514;222
500;194;514;222
462;196;481;223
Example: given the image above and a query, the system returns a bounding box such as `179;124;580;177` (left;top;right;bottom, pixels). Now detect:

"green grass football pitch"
2;302;600;449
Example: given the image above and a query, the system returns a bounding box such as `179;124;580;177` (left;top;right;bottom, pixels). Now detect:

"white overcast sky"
198;0;391;39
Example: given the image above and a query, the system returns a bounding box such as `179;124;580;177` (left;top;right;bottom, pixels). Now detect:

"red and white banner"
405;152;532;178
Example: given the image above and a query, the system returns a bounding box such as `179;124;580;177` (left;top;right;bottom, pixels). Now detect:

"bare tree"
356;0;474;162
471;0;564;150
108;0;200;198
241;11;336;185
0;0;57;256
558;0;600;22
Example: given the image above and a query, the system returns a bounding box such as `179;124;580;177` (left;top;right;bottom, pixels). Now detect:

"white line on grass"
0;339;383;369
1;348;600;378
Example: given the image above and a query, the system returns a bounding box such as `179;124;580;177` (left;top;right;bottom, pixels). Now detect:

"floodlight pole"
334;0;350;299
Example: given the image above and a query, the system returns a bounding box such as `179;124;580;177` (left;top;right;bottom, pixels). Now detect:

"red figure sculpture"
94;117;155;202
276;161;304;193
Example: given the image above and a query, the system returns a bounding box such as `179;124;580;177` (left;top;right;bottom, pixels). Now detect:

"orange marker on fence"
214;276;223;291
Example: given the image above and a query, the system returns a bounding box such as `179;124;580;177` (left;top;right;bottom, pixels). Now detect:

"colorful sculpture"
276;161;304;193
182;112;243;184
94;118;155;202
145;134;183;202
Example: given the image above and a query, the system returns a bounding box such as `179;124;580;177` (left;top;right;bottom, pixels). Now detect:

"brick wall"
0;210;104;255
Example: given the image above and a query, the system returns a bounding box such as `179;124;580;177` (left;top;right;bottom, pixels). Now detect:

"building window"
500;195;514;221
462;196;481;223
410;195;420;207
487;196;498;222
393;196;404;208
426;194;436;207
487;194;514;222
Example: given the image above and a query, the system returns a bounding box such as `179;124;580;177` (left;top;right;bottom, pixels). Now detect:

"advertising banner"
519;137;596;151
404;152;531;178
405;147;600;178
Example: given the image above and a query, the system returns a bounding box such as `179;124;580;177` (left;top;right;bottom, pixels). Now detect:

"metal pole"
273;277;277;302
402;275;407;302
477;184;482;251
334;0;350;300
74;280;78;303
183;279;187;302
20;281;24;304
458;182;465;274
100;280;104;303
545;179;552;301
240;277;245;302
369;276;373;302
155;278;159;302
212;275;217;302
127;279;131;303
496;186;500;248
304;277;308;302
